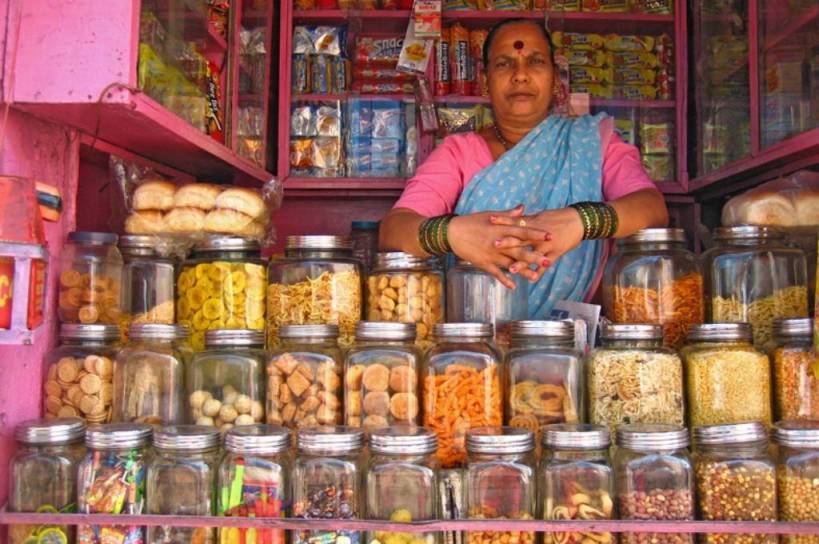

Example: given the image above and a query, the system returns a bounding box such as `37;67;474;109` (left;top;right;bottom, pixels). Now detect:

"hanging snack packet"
416;77;439;133
398;20;434;74
414;0;442;39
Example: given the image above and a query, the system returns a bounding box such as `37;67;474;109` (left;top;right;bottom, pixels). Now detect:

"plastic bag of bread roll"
721;170;819;228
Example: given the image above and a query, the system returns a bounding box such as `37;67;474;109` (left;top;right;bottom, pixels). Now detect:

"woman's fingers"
484;262;517;290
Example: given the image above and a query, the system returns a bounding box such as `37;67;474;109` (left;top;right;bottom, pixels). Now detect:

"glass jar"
771;317;819;421
774;421;819;543
219;425;291;544
615;424;694;544
368;252;444;349
693;422;777;543
587;324;684;439
77;423;153;544
119;235;176;331
293;426;366;544
42;324;120;424
177;236;267;350
351;220;379;273
58;231;123;325
603;228;704;350
465;427;536;544
188;329;266;431
682;323;773;428
267;324;343;429
703;226;808;347
268;235;363;347
146;425;221;544
423;323;503;468
8;418;86;544
540;424;613;544
113;324;189;425
345;322;421;430
366;427;439;544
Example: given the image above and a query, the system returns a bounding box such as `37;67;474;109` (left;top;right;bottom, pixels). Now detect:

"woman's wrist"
569;201;619;240
418;214;457;255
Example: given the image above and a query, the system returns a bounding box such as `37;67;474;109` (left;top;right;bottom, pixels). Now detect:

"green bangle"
418;214;455;255
570;202;618;240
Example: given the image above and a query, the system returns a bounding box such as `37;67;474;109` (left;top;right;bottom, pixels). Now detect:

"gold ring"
519;218;527;228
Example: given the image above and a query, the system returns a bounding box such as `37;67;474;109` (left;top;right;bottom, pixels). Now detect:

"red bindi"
513;40;524;50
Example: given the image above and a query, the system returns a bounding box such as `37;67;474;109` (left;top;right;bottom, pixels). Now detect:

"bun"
125;211;165;234
174;183;222;210
204;209;255;234
164;207;206;233
742;193;798;227
133;180;175;211
239;221;266;239
215;188;266;219
793;190;819;226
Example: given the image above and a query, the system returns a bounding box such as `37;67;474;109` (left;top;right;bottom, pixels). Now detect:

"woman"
379;18;668;317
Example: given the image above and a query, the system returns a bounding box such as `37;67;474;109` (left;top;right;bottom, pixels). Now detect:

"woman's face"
486;23;555;127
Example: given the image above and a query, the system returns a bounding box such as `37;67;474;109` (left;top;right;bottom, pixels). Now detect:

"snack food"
164;207;206;232
773;345;819;421
711;286;809;347
58;269;122;325
450;23;471;95
173;183;222;210
345;357;419;429
267;352;343;429
544;486;614;544
125;211;165;234
189;385;265;431
132;180;176;211
43;354;114;424
620;489;694;544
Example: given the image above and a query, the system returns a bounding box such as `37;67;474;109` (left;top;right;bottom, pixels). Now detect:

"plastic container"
774;421;819;538
119;235;176;330
58;232;123;325
771;317;819;421
350;220;379;273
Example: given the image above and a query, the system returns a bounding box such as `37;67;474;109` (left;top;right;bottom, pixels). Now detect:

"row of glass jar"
9;419;819;544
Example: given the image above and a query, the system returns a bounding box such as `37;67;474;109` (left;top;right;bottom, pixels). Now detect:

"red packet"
414;0;442;39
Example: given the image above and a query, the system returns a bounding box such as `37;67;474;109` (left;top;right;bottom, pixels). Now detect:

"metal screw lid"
687;323;752;343
773;318;813;339
195;236;261;252
543;423;611;450
369;426;438;455
286;235;351;250
15;418;86;445
511;320;574;341
86;423;152;450
694;422;768;446
297;426;365;454
355;321;417;341
773;420;819;449
600;323;663;341
616;424;689;451
621;228;687;245
119;235;159;250
153;425;221;451
279;324;339;340
130;323;188;341
433;323;494;339
68;231;119;245
466;427;534;455
59;324;121;342
373;252;431;270
224;424;291;454
205;329;265;347
714;226;782;241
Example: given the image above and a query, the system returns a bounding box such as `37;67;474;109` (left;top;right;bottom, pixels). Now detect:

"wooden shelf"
293;93;415;101
286;177;407;191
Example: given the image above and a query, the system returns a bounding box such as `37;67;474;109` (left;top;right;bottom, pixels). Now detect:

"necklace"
493;124;513;150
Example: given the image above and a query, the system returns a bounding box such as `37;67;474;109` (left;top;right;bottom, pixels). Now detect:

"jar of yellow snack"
119;235;176;333
771;317;819;421
177;236;267;351
268;235;363;347
773;420;819;541
58;232;123;325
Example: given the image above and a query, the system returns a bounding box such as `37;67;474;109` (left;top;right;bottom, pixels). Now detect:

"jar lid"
130;323;188;341
773;420;819;448
59;324;121;342
15;417;86;445
224;424;291;454
119;235;159;251
355;321;416;341
773;317;813;339
279;324;339;340
433;323;493;339
543;423;610;450
286;235;351;250
369;426;438;455
622;228;686;244
205;329;265;347
714;225;782;241
195;236;261;252
153;425;221;451
600;323;662;341
687;323;752;343
68;231;118;245
374;252;430;270
511;320;574;341
297;426;365;454
466;427;534;455
351;221;379;230
86;423;152;449
616;424;689;451
694;422;768;446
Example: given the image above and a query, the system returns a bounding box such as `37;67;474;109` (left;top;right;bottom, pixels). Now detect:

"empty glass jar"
58;232;123;325
774;420;819;542
771;317;819;421
119;235;176;330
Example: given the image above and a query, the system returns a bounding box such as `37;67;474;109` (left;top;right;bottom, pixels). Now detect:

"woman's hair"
482;18;555;68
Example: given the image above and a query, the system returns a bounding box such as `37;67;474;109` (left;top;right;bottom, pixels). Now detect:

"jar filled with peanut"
58;232;123;325
774;421;819;544
771;318;819;421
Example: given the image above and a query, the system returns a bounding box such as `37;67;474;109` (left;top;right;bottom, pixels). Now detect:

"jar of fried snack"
59;231;123;325
268;235;363;347
177;236;267;350
77;423;153;544
603;228;703;350
267;324;343;429
423;323;503;468
703;226;808;347
682;323;772;428
587;323;684;440
465;427;536;544
188;329;266;431
293;426;366;544
42;324;120;424
614;424;694;544
771;317;819;421
119;235;176;332
774;420;819;542
345;322;421;430
9;418;86;544
540;424;614;544
693;422;777;543
113;324;190;425
366;427;439;544
368;252;444;349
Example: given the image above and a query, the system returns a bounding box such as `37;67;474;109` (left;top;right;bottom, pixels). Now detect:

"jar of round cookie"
8;418;87;544
773;421;819;543
267;324;343;429
770;317;819;421
119;235;176;334
58;232;123;325
114;324;190;425
345;321;421;430
42;324;120;424
188;329;266;431
177;236;267;351
268;235;363;347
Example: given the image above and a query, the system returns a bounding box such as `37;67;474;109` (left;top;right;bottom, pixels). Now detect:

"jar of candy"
146;425;221;544
267;324;343;429
77;423;153;544
771;317;819;421
42;324;120;424
58;231;123;325
188;329;266;431
219;425;292;544
465;428;536;544
113;324;189;425
603;228;703;350
350;220;379;273
682;323;772;428
177;236;267;350
119;235;176;332
345;322;421;430
268;235;363;347
8;418;86;544
423;323;503;468
615;424;694;544
703;226;808;346
774;420;819;538
293;426;366;544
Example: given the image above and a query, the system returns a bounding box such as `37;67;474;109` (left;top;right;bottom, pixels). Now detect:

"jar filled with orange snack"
770;317;819;421
58;232;123;326
423;323;502;468
602;228;703;350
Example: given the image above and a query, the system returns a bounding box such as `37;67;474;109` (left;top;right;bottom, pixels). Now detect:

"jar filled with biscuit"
119;235;176;333
58;232;123;325
773;421;819;537
188;329;266;431
177;236;267;351
113;324;190;426
42;324;120;424
345;322;421;430
771;317;819;421
268;235;363;347
267;324;343;430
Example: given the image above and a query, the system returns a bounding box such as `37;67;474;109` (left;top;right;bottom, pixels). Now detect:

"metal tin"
59;324;120;342
543;423;611;450
153;425;221;451
14;418;86;445
687;323;753;342
433;323;494;339
69;231;119;245
224;424;291;454
297;426;365;454
773;420;819;449
369;426;438;455
621;228;686;245
130;323;188;341
279;324;339;340
694;422;768;445
773;317;813;339
355;321;416;341
600;323;663;341
373;252;431;270
286;235;351;251
466;427;534;455
205;329;266;347
511;320;574;340
195;236;261;252
617;423;689;451
86;423;152;449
